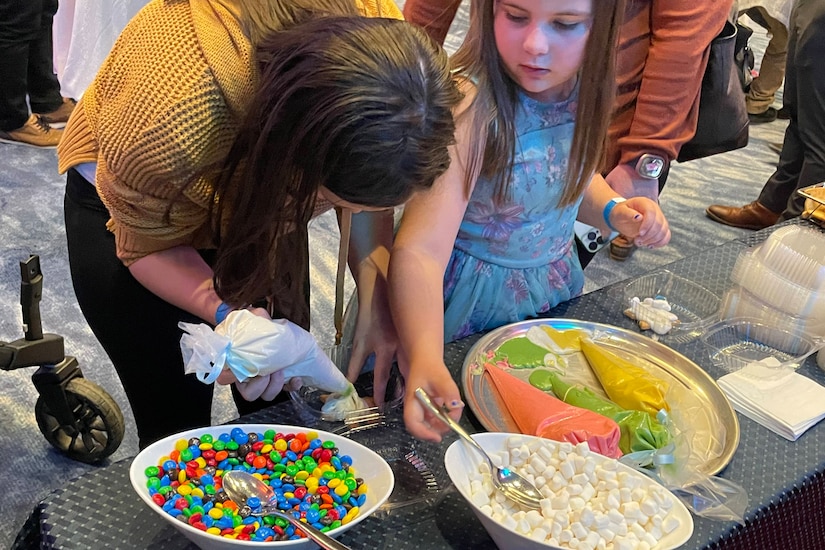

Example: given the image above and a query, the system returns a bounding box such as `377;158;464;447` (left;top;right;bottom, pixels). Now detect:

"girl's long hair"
212;16;461;310
452;0;624;205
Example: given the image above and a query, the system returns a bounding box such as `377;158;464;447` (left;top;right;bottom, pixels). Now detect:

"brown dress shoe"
705;201;780;230
609;234;636;261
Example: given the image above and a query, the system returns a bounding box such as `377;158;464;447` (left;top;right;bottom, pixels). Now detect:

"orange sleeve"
608;0;735;168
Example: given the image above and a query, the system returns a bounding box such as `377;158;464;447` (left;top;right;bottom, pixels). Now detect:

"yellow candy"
207;527;221;535
260;444;273;454
334;484;349;497
190;487;204;498
274;439;288;452
327;478;341;489
304;477;319;493
295;471;309;481
307;431;319;440
208;508;223;520
283;492;295;499
199;442;213;451
175;439;188;452
177;484;192;496
359;483;368;494
312;467;325;479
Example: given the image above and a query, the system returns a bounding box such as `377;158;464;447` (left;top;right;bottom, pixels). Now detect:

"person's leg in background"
762;0;825;219
402;0;462;45
706;0;825;227
26;0;75;126
0;0;65;146
743;6;789;123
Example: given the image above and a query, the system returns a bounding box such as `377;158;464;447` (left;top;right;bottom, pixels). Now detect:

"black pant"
63;169;278;449
757;0;825;219
0;0;63;130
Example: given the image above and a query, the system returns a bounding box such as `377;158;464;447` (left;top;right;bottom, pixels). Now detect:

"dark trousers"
63;169;277;449
0;0;63;130
758;0;825;219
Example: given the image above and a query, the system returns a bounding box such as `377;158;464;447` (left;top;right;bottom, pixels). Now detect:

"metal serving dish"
461;318;739;476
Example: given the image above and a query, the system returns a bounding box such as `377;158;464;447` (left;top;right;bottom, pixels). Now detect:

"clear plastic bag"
178;310;366;418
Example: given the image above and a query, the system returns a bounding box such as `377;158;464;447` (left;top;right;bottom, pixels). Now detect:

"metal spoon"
221;470;353;550
415;387;543;510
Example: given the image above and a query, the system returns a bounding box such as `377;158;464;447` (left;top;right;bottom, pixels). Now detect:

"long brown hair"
452;0;624;206
212;16;461;311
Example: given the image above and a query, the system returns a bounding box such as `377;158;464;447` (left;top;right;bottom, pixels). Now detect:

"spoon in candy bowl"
414;387;543;510
221;470;353;550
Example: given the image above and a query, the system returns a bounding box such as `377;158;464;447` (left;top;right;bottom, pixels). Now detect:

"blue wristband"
603;197;627;232
214;302;232;325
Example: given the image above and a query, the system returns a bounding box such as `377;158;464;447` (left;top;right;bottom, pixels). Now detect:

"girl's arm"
389;96;476;442
578;174;671;249
345;209;399;408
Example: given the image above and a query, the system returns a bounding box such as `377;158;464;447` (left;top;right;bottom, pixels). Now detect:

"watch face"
637;154;665;179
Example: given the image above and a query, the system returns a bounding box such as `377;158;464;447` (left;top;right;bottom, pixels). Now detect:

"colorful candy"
143;429;366;542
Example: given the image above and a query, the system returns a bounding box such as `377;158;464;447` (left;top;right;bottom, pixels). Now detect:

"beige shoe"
36;97;76;127
0;114;63;148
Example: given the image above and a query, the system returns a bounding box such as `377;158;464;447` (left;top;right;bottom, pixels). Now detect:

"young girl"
388;0;671;441
60;4;460;448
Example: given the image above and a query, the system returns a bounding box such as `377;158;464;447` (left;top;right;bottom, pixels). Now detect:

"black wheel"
35;378;125;464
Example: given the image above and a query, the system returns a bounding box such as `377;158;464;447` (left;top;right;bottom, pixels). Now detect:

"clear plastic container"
720;286;825;336
623;269;720;342
754;225;825;288
701;317;823;373
730;248;825;320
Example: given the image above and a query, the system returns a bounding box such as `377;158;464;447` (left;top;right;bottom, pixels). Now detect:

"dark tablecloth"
14;222;825;549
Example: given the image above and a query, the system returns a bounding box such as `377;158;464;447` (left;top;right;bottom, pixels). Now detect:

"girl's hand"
402;362;464;442
609;197;671;249
346;240;398;409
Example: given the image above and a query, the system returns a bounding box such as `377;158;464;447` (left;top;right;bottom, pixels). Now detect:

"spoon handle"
260;507;352;550
414;387;492;468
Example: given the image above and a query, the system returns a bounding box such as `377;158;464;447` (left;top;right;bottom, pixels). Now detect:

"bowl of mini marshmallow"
444;433;693;550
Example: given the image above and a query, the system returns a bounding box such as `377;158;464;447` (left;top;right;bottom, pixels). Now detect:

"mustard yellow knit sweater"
57;0;402;265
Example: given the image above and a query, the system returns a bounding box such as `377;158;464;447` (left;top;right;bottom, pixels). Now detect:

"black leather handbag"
677;20;750;162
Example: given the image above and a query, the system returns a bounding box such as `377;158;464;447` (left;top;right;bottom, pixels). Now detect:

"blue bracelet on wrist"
215;302;232;325
603;197;627;232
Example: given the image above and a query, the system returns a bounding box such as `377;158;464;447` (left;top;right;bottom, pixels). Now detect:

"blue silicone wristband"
603;197;627;232
214;302;232;325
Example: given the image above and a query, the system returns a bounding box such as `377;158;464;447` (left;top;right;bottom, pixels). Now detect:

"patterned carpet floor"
0;6;787;548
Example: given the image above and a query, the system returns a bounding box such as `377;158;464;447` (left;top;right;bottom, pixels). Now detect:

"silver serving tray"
461;318;739;476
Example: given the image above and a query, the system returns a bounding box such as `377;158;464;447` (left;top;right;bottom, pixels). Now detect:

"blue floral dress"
443;90;584;342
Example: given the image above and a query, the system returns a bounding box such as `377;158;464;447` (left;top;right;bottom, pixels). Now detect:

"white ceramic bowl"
444;432;693;550
130;424;394;550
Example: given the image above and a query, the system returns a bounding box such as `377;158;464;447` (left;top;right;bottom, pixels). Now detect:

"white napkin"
717;357;825;441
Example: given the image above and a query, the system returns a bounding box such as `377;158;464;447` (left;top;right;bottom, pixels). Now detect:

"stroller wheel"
35;378;125;464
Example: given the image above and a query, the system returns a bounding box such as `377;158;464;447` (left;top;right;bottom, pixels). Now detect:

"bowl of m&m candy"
129;424;394;549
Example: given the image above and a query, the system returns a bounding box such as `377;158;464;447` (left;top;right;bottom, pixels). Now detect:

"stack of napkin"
718;357;825;441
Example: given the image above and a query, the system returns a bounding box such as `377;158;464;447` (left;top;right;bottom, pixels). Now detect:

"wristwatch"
634;153;666;180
